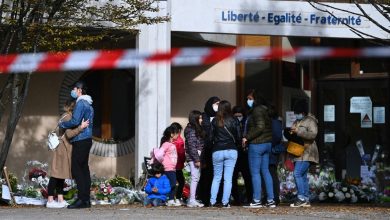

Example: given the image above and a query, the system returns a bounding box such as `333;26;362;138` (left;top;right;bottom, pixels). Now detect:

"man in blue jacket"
60;81;94;209
144;163;171;207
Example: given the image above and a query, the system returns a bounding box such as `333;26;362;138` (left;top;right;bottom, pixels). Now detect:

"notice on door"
350;97;372;128
324;105;335;122
373;107;385;124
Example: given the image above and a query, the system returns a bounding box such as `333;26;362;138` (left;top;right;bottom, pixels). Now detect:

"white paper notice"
324;133;336;143
350;97;372;113
324;105;335;122
285;111;296;128
2;185;11;200
373;107;385;124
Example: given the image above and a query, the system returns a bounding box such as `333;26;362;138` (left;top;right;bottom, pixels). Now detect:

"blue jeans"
144;198;164;207
294;161;310;202
210;149;237;205
248;143;274;202
164;171;176;200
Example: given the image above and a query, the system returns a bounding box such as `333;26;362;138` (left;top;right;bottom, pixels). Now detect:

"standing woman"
209;100;241;208
197;96;220;205
242;89;276;208
289;99;319;208
47;99;89;208
184;110;205;207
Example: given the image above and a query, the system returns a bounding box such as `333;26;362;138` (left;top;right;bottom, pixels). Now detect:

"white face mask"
237;116;243;122
247;99;254;108
212;103;219;112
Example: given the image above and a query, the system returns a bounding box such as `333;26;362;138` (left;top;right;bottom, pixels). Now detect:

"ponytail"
160;126;174;148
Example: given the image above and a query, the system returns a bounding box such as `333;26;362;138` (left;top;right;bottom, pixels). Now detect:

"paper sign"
285;111;296;128
324;105;335;122
350;97;372;113
2;185;11;200
373;107;385;124
361;111;372;128
324;133;336;143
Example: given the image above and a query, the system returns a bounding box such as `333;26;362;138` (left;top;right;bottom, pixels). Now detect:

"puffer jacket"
184;124;205;162
60;95;94;142
210;116;241;152
294;113;319;164
245;105;272;144
145;174;171;201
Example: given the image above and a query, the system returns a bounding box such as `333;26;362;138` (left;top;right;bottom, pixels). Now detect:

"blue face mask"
296;114;304;120
71;90;78;99
247;99;254;108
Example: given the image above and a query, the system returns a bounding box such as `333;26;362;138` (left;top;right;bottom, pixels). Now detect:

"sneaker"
187;200;204;208
175;199;183;206
265;200;276;208
290;199;310;208
247;200;262;208
167;199;181;207
46;201;65;208
222;203;230;208
58;201;69;208
208;202;216;208
177;199;186;206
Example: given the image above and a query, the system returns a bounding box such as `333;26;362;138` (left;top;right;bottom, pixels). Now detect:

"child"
171;122;185;205
144;163;171;207
153;126;180;206
184;110;205;207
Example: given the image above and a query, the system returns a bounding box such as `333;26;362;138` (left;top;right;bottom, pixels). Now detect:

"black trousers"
71;138;92;201
232;149;253;204
48;177;65;196
176;170;185;199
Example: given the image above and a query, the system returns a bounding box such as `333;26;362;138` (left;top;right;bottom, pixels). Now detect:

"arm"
60;101;84;129
245;107;266;141
296;118;318;141
64;119;89;139
185;128;201;162
144;179;153;194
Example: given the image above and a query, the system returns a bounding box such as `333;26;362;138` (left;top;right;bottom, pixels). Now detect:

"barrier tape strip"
0;46;389;74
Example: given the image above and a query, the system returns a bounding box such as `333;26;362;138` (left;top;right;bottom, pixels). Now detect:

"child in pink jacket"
152;126;180;206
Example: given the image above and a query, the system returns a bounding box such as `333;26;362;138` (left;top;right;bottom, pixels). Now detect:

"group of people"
146;89;319;208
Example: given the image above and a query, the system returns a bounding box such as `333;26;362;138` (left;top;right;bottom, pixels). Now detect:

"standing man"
60;81;94;209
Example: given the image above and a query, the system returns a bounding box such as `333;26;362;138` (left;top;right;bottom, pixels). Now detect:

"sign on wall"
171;0;390;39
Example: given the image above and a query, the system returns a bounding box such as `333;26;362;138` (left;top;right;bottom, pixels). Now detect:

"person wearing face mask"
231;106;252;205
197;96;220;206
242;89;276;208
59;81;94;209
289;99;319;208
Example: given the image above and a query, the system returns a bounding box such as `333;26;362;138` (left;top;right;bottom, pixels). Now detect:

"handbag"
47;114;67;151
287;141;305;157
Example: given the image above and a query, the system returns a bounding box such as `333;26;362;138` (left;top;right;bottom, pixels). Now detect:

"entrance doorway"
317;79;389;180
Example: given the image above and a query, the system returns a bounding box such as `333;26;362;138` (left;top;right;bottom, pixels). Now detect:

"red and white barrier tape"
0;47;389;74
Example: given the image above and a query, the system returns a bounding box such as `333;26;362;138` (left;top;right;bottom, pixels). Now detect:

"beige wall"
0;73;134;180
0;56;236;180
171;58;237;128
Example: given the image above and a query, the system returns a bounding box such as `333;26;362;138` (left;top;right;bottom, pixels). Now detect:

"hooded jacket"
294;113;319;163
60;95;94;142
145;174;171;201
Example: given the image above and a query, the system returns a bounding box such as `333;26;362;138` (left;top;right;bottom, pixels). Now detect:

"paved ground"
0;204;389;220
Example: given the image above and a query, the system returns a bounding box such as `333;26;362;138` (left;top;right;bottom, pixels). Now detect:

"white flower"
335;191;345;202
328;192;334;198
351;194;358;203
350;189;354;194
319;192;327;201
345;193;351;198
342;187;348;192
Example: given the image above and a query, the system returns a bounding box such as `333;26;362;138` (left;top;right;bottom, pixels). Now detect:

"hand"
242;138;247;147
80;119;89;129
152;187;158;193
195;161;201;168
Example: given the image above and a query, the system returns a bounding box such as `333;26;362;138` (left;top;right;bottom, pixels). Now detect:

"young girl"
153;126;180;206
171;122;185;205
184;110;205;207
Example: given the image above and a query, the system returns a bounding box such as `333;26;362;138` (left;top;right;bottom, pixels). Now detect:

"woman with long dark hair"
197;96;220;205
243;89;276;208
185;110;206;207
209;100;241;208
